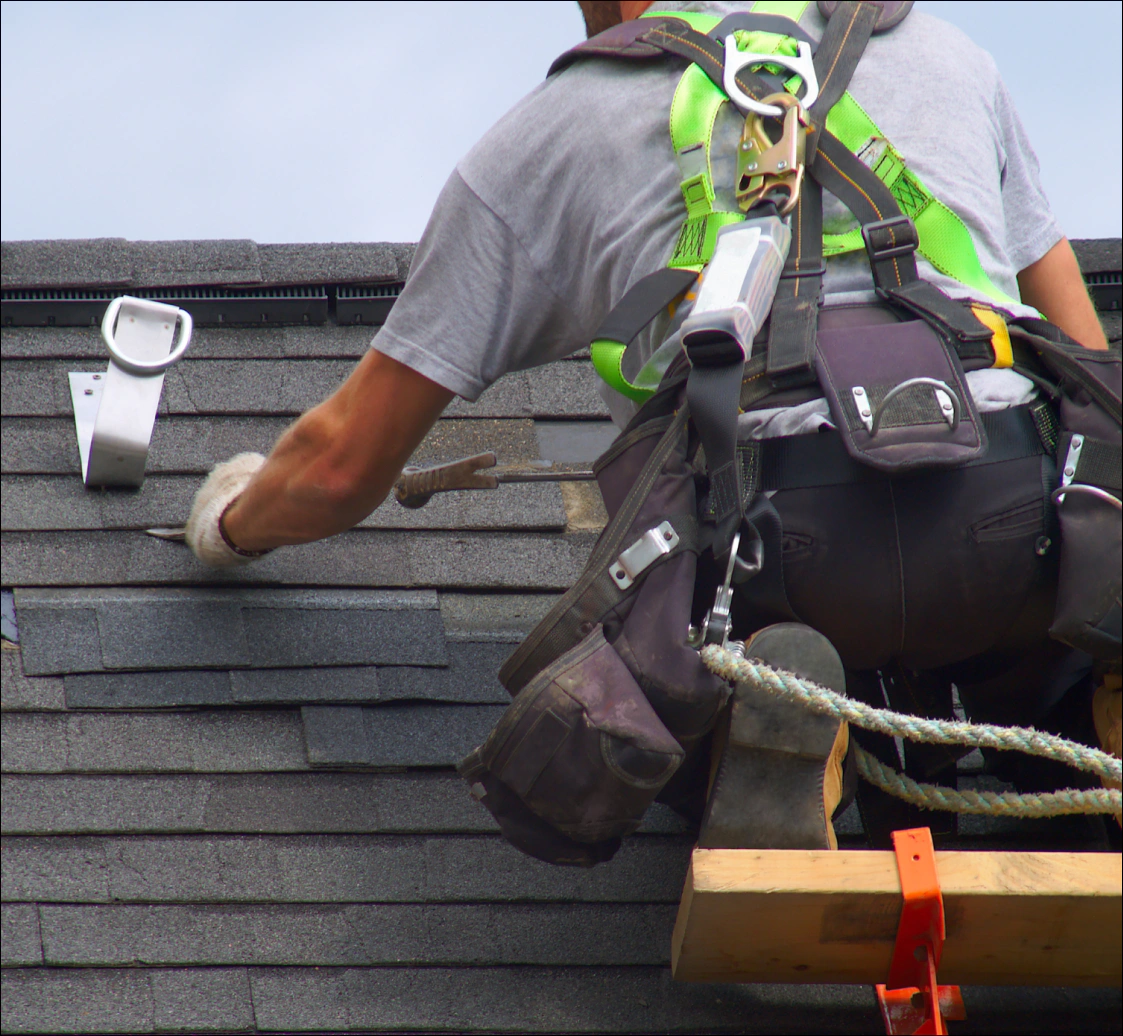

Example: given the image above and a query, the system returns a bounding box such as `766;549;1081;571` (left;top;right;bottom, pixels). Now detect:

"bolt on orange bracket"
876;827;967;1035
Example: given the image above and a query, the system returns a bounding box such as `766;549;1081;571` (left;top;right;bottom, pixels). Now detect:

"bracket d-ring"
723;37;819;116
69;295;193;488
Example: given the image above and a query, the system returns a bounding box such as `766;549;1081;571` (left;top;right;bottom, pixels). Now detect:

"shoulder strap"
766;0;880;386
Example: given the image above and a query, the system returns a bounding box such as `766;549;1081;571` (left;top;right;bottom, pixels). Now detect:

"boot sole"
698;623;848;850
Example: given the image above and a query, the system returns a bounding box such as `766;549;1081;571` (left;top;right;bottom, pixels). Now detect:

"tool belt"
458;1;1122;866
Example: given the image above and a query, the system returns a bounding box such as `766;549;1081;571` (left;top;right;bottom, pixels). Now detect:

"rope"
855;745;1119;818
701;643;1122;818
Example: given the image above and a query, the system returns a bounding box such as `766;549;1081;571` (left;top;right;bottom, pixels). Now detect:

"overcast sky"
1;1;1120;244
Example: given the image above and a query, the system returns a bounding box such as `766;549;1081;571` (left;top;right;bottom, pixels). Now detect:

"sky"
1;1;1120;244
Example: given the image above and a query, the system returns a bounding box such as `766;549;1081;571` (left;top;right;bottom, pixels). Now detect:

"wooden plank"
671;848;1121;987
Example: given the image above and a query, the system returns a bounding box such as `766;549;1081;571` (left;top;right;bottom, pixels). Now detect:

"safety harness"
575;1;1016;409
458;0;1122;868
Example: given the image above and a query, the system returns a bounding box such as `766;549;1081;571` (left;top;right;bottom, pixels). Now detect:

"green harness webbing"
590;1;1015;403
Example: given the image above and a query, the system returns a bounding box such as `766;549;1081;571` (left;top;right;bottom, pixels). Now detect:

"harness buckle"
736;93;808;216
861;215;919;263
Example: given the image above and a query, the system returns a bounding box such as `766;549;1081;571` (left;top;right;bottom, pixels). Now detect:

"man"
186;1;1117;850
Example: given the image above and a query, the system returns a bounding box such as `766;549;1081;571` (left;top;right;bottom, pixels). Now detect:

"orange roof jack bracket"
876;827;967;1035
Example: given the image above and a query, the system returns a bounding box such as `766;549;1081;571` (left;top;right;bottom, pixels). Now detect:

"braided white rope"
855;745;1119;818
701;643;1122;817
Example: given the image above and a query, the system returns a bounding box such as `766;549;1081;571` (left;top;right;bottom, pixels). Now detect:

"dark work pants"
716;452;1103;840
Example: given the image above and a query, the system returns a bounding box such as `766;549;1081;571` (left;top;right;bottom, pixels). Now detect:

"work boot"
698;623;849;850
1092;672;1122;825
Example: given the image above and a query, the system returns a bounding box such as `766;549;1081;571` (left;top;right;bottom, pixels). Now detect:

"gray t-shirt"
374;2;1061;426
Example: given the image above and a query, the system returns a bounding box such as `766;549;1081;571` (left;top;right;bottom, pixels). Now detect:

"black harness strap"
807;1;881;152
592;267;699;351
708;12;817;45
766;177;824;387
766;1;879;386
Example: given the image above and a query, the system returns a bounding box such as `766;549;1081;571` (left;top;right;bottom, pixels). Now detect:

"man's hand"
190;350;453;561
185;452;267;566
1017;238;1108;350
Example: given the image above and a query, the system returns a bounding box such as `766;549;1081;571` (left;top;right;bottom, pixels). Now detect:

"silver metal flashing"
68;295;192;487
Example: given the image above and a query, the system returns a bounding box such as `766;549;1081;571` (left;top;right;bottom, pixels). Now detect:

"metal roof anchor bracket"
875;827;966;1035
68;295;192;488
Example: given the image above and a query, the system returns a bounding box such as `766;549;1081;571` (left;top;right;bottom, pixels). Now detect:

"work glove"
185;452;268;567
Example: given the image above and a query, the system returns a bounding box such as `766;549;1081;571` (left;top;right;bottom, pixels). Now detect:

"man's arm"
220;350;453;552
1017;237;1108;351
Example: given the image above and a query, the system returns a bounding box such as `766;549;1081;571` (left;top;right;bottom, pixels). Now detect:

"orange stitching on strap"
792;191;803;298
652;27;769;105
819;148;904;288
819;149;883;218
818;8;859;96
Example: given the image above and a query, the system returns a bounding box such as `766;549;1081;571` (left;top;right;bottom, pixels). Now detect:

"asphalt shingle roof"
1;237;1120;1034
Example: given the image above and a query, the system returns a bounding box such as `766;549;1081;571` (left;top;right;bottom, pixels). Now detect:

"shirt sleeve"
994;78;1064;272
371;170;588;402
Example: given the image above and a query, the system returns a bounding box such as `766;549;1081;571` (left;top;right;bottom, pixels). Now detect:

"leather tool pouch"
459;626;683;853
1013;322;1123;664
815;318;987;473
460;369;729;866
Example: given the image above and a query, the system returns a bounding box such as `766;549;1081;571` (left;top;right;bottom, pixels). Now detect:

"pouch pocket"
816;319;987;473
463;626;684;845
1051;494;1122;660
1050;434;1122;661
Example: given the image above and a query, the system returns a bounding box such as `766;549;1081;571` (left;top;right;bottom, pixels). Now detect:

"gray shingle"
37;902;676;966
65;670;234;708
439;593;559;640
536;419;620;463
15;588;444;675
1;324;375;360
1;238;134;290
1072;237;1123;274
0;773;689;836
0;835;692;903
258;242;408;285
0;967;155;1034
1;530;593;589
1;711;307;773
231;666;382;705
1;238;418;293
1;416;292;475
301;703;506;767
1;648;66;711
1;904;42;965
62;648;515;709
130;240;263;287
377;641;513;703
4;965;1117;1035
149;968;255;1033
0;967;254;1035
247;968;1121;1035
2;357;606;419
412;417;540;464
301;705;368;766
246;967;871;1034
527;359;611;418
8;601;101;678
